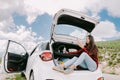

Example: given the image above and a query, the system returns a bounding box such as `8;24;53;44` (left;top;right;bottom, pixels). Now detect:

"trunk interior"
51;41;88;70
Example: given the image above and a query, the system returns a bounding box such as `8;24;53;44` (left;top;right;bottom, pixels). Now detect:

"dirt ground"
103;74;120;80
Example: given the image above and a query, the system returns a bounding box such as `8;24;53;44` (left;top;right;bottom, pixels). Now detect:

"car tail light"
97;77;104;80
39;51;52;61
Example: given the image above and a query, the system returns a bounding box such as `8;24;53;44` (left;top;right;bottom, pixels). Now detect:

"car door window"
8;41;26;55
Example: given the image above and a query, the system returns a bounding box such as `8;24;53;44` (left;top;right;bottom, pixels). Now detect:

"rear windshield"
55;24;88;40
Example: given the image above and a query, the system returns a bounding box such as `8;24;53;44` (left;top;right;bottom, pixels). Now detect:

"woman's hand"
63;49;68;54
63;47;68;53
65;51;69;54
77;38;84;49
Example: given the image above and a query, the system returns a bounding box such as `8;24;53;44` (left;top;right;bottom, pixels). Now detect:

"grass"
6;74;25;80
96;40;120;75
0;58;1;64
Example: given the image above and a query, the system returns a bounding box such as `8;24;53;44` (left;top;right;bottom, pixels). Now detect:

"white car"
2;9;104;80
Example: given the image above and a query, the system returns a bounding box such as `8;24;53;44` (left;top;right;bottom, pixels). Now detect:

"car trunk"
50;9;99;70
51;41;88;70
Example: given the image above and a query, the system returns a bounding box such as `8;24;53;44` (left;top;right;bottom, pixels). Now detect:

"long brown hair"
86;35;98;54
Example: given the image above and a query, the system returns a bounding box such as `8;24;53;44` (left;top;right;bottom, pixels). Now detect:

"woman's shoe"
52;65;64;72
63;68;74;74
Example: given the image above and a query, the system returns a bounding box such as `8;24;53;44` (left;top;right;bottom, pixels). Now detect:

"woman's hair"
86;35;97;53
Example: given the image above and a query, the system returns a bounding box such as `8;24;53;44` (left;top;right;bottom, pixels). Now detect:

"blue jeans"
64;52;97;71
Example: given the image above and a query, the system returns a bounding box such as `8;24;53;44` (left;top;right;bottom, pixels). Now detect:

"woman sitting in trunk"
53;35;98;74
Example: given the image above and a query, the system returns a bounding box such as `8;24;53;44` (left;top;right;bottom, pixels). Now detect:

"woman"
53;35;98;74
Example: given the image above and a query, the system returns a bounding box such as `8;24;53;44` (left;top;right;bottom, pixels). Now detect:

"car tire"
29;71;34;80
21;72;27;80
21;72;25;77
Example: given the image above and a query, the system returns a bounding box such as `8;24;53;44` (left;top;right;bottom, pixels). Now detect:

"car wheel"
29;71;34;80
21;72;26;79
21;72;25;77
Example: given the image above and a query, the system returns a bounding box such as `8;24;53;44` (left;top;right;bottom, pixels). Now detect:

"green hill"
97;40;120;51
96;40;120;74
96;40;120;65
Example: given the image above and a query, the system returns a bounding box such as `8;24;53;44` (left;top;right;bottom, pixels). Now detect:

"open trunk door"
50;9;99;42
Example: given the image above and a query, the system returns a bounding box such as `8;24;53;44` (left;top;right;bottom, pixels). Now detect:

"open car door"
3;40;28;73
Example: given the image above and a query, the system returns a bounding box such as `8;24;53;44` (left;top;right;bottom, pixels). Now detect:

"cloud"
87;0;120;18
0;0;101;24
23;0;100;23
0;17;16;32
22;0;120;23
92;20;120;41
0;0;120;55
0;0;39;24
0;0;120;24
0;24;38;42
0;0;25;21
102;0;120;17
0;25;44;56
0;0;44;49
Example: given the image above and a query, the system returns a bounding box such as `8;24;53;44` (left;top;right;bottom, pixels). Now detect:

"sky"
0;0;120;56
